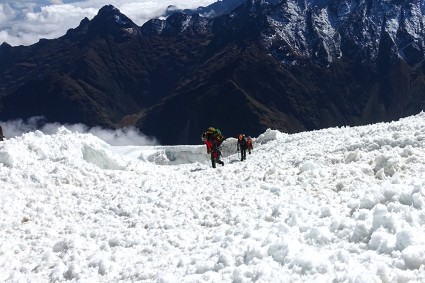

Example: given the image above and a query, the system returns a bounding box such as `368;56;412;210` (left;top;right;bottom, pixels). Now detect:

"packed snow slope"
1;113;425;282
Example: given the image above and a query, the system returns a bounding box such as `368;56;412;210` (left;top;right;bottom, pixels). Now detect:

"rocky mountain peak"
254;0;425;66
72;4;141;41
141;12;213;37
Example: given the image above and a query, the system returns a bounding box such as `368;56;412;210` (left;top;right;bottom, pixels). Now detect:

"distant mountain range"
1;0;425;145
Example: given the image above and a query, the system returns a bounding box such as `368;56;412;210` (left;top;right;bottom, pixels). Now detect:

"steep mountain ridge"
1;0;425;144
215;0;425;66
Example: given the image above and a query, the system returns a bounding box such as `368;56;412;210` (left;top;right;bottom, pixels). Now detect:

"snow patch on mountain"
259;0;425;65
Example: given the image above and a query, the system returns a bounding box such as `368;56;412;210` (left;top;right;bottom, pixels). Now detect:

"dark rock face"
1;0;425;145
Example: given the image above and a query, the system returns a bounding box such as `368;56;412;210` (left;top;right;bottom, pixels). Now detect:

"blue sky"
0;0;216;46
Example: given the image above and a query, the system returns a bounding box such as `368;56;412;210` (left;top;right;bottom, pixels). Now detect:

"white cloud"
0;0;217;46
0;3;16;28
0;117;158;146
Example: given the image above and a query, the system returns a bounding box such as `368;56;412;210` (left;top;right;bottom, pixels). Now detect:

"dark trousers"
211;150;224;168
240;148;247;161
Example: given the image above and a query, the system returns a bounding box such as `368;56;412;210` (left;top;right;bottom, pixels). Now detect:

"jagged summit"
141;12;213;37
155;0;425;67
163;0;245;17
94;5;134;27
90;5;140;39
254;0;425;66
65;5;141;41
0;42;12;48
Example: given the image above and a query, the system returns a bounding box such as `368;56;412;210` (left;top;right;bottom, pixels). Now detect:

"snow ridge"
2;113;425;281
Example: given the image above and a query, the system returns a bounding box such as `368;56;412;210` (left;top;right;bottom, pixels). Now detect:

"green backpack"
213;129;224;144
